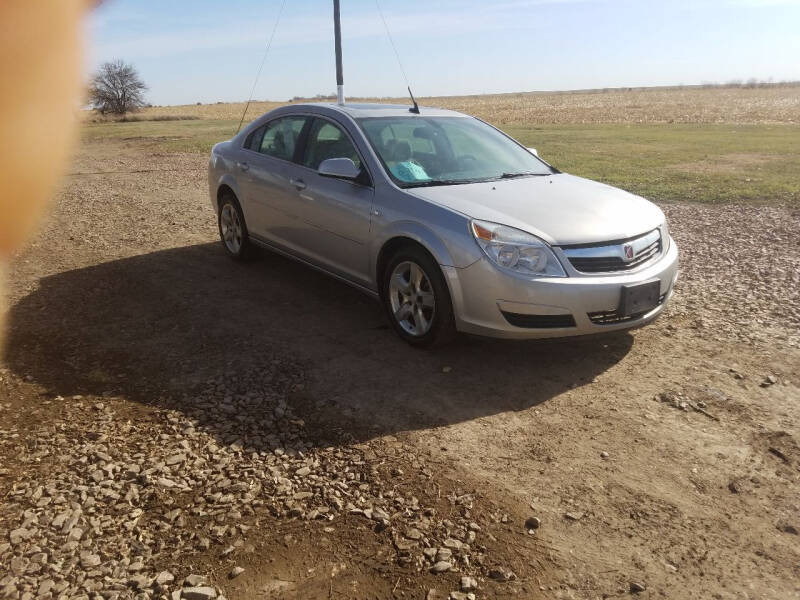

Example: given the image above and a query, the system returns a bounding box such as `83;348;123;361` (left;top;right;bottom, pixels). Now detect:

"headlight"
471;220;566;277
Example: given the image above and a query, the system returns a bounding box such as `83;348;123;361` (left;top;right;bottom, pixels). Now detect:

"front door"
290;117;374;285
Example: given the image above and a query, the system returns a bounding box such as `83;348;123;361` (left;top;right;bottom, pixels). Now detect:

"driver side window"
302;119;362;171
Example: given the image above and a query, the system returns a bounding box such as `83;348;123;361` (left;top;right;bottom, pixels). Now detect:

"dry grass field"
1;85;799;600
83;84;800;207
134;84;800;125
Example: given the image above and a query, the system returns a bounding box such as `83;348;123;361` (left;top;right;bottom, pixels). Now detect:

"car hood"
406;173;664;246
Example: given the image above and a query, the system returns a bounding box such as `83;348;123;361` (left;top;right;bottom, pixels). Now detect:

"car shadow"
4;242;633;447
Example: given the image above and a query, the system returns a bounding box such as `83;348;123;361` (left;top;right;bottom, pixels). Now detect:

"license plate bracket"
619;279;661;317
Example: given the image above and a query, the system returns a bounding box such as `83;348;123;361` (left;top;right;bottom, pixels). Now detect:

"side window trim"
291;117;314;165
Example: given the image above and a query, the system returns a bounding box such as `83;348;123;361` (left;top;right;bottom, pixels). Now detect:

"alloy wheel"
220;203;243;255
388;261;436;336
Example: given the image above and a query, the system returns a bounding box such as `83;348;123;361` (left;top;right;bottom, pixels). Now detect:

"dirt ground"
1;137;799;600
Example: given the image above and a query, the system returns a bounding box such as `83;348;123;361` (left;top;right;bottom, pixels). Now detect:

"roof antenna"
407;86;420;114
375;0;419;114
333;0;345;105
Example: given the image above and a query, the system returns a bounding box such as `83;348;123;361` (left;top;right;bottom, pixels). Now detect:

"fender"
372;218;481;276
212;172;243;213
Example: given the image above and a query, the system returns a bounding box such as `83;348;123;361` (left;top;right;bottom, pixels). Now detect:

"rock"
436;548;453;562
183;575;206;587
460;576;477;591
166;453;185;466
430;561;453;573
564;511;584;521
630;581;646;593
295;466;311;477
776;521;798;535
129;574;152;590
229;566;245;579
760;375;778;387
79;552;101;568
405;527;423;540
129;560;145;572
157;477;177;489
442;366;452;373
9;528;31;546
449;593;467;600
155;571;175;586
10;556;28;576
488;568;515;581
600;451;610;459
37;579;55;596
443;538;462;550
371;507;390;521
182;587;217;600
524;516;541;530
51;512;69;529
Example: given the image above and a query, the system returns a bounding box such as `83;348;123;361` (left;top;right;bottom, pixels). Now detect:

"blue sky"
88;0;800;106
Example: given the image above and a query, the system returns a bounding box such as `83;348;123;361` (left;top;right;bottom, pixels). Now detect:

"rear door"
238;115;310;246
291;117;374;284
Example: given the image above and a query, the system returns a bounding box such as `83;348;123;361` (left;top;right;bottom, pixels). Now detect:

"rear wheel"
217;192;253;260
383;245;456;347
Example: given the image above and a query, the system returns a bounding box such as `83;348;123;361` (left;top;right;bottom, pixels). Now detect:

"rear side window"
244;126;266;151
258;116;308;161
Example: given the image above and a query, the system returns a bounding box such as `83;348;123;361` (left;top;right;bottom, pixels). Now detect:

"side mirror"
527;147;539;157
318;157;360;180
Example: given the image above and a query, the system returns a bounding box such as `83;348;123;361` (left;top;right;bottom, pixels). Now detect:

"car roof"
297;102;468;119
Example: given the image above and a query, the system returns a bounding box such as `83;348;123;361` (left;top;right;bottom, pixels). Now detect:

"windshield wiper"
498;171;549;179
404;179;477;188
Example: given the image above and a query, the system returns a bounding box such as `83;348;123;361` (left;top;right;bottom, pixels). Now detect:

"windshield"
357;116;554;188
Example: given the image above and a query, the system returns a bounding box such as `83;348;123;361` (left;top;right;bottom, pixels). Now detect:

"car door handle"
237;161;249;172
290;178;307;191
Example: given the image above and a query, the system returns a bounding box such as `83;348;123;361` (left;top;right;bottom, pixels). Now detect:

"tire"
382;245;456;348
217;191;254;260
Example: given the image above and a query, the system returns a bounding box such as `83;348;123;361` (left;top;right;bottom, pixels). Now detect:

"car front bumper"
443;238;679;339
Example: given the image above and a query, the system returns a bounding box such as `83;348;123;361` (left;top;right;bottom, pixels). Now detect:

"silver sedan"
208;103;678;346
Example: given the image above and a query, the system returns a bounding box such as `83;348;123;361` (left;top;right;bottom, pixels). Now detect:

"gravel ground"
0;363;534;600
661;202;800;348
1;139;798;600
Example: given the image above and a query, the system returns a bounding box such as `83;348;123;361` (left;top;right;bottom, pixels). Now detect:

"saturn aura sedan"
208;103;678;347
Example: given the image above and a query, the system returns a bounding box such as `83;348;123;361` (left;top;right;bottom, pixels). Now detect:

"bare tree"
89;60;148;115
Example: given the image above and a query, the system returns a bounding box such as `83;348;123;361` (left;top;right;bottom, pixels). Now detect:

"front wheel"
383;246;456;348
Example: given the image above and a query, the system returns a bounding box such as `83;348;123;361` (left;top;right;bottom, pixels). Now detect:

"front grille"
501;311;576;329
588;293;666;325
563;230;662;274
